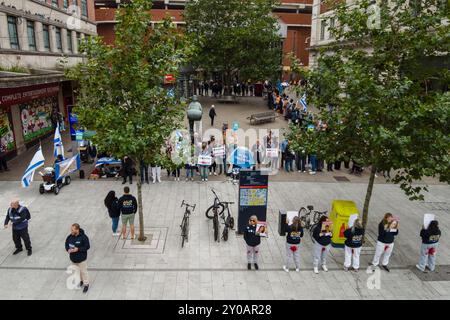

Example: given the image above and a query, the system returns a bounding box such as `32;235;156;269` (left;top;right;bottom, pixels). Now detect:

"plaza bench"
217;95;240;104
247;111;277;125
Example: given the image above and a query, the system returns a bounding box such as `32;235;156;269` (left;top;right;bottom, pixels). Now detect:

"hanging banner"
20;97;57;143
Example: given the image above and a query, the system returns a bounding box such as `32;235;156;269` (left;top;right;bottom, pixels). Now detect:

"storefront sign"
0;83;59;107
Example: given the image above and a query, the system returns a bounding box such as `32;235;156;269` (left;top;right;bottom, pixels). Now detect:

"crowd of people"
196;80;257;97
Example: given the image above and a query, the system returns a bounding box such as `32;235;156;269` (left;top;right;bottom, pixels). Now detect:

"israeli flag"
300;94;308;112
53;123;64;158
22;146;45;188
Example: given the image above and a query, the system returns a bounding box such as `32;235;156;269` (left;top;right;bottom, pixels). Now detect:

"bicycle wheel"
181;217;188;248
206;203;225;219
228;216;235;230
213;215;220;242
222;226;229;241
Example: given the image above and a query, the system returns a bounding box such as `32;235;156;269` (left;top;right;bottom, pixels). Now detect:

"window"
7;16;20;50
43;25;50;51
52;0;59;7
66;30;73;53
81;0;88;17
27;21;37;51
55;27;62;52
63;0;69;9
329;17;336;39
320;20;327;41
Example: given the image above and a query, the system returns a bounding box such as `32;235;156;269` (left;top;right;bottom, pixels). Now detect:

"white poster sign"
197;155;212;166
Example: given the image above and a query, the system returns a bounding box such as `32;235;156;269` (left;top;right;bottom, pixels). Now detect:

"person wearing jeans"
140;161;149;184
199;143;210;182
104;191;121;236
65;223;91;293
309;154;318;174
185;163;195;181
312;216;332;274
244;215;261;270
416;220;441;272
372;213;399;272
296;151;307;172
283;216;304;272
343;219;365;272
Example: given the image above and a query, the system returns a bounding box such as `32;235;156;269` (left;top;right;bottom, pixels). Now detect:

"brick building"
0;0;97;157
94;0;313;81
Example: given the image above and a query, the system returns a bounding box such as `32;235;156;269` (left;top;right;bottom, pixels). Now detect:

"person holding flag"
299;93;308;113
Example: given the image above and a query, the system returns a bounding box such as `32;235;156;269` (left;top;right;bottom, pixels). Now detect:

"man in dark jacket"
209;105;217;127
0;143;9;172
244;215;261;270
4;199;32;256
118;187;138;240
122;156;133;185
65;223;90;293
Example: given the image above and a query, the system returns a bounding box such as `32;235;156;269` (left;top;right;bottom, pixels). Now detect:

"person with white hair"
4;199;32;256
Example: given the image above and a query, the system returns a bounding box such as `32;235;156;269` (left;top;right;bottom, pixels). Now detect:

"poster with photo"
256;222;268;238
20;96;57;143
0;109;15;152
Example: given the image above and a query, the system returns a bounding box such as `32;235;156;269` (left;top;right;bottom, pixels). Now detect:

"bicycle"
298;205;328;238
180;200;196;248
206;188;235;242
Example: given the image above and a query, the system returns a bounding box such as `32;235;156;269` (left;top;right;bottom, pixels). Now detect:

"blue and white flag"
21;146;45;188
53;123;64;158
300;94;308;112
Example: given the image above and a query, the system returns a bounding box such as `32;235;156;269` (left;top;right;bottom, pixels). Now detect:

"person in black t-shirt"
244;215;261;271
343;219;365;272
371;213;399;272
118;187;138;240
416;220;441;273
283;216;304;273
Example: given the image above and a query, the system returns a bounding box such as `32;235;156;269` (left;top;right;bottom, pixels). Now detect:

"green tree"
184;0;282;93
67;0;193;241
290;0;450;230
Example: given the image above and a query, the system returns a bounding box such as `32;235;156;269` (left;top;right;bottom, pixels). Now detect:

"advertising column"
238;170;269;234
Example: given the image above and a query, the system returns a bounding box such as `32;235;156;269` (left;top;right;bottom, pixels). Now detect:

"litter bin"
329;200;360;248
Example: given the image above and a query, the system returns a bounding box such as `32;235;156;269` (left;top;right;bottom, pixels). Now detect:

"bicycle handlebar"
181;200;196;212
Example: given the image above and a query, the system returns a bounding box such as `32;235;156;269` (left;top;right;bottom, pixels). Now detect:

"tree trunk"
362;166;377;233
136;161;146;242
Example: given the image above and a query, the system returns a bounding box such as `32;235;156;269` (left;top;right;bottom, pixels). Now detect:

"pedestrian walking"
371;213;399;272
416;220;441;273
244;215;261;270
343;219;365;272
4;199;32;256
65;223;90;293
209;105;217;127
312;216;332;274
122;156;133;184
104;191;121;236
283;216;304;272
118;187;138;240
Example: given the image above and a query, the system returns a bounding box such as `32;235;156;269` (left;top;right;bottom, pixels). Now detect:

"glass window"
55;27;62;52
27;21;37;51
7;16;20;50
329;18;335;39
320;20;327;41
43;25;50;51
66;31;73;53
81;0;88;17
52;0;59;7
63;0;69;9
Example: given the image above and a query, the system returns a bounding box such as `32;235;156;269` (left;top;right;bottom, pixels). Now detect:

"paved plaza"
0;97;449;300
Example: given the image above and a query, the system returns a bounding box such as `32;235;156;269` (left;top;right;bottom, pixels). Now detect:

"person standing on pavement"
312;216;332;274
122;156;133;185
371;213;399;272
199;142;210;182
140;160;149;184
343;219;365;272
416;220;441;273
209;105;217;127
104;191;121;236
118;187;138;240
4;199;32;256
0;143;9;172
65;223;90;293
283;216;304;272
244;215;261;271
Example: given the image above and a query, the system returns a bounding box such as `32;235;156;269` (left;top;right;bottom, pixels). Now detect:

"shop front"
0;82;60;154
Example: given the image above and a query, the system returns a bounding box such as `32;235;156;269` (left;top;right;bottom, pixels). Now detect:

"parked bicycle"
206;188;235;242
180;200;196;248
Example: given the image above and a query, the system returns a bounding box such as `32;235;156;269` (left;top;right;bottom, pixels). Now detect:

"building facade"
0;0;97;157
94;0;313;81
